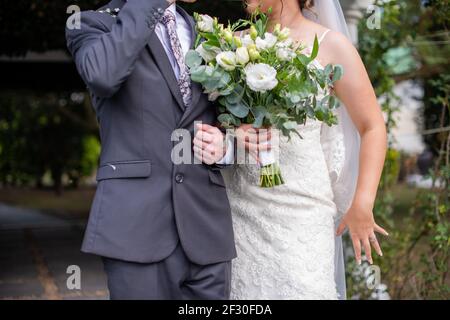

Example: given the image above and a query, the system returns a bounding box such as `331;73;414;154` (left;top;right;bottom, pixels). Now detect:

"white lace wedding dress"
223;30;347;300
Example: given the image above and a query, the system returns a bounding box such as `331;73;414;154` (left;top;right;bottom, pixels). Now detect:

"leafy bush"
347;0;450;299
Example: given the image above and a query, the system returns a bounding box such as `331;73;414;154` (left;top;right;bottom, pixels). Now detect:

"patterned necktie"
161;10;192;107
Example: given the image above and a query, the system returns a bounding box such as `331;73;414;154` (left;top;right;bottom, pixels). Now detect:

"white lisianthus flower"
278;27;290;40
196;14;214;33
276;47;296;61
255;32;278;51
216;51;237;71
235;47;250;65
244;63;278;92
276;37;293;48
241;34;254;47
195;44;221;63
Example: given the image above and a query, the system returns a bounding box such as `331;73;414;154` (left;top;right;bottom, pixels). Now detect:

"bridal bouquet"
186;10;343;187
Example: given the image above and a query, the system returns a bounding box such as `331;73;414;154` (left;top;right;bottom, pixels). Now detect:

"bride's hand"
336;202;389;265
236;124;272;163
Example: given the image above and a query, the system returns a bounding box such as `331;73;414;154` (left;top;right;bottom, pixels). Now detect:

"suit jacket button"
175;173;184;184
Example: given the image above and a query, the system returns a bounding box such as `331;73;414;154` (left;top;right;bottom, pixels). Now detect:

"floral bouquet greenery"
186;10;343;187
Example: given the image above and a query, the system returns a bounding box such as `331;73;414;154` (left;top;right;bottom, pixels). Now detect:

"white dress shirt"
154;4;192;80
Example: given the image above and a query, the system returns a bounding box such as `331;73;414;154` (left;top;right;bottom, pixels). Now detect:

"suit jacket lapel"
177;6;205;127
146;5;206;121
146;34;185;112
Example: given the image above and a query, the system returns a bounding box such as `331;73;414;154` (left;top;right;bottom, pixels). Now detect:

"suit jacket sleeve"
66;0;169;98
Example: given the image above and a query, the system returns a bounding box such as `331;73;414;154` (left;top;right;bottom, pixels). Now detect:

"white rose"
197;14;214;33
276;47;295;61
196;44;221;63
235;47;250;65
244;63;278;93
255;32;278;50
216;51;237;71
241;34;254;47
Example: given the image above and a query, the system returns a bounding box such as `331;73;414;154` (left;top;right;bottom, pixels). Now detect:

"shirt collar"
167;3;177;22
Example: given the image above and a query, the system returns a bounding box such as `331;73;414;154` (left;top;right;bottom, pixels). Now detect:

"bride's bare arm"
324;31;389;265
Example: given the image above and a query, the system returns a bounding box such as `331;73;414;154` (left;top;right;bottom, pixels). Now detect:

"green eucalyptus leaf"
252;106;266;128
225;100;249;118
324;64;333;77
219;85;234;96
218;113;235;128
226;85;245;104
185;50;203;69
283;121;298;130
332;65;344;82
306;105;315;118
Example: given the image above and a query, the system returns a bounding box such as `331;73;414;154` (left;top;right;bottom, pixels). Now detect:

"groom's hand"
193;124;226;165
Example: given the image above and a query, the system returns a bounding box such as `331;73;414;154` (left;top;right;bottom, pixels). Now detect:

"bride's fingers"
370;233;383;257
238;127;271;145
374;223;389;236
362;238;373;264
245;142;259;153
256;129;272;144
336;220;347;236
351;234;362;265
246;142;271;152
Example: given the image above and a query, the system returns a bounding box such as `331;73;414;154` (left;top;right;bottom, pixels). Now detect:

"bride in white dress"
194;0;390;300
224;0;389;300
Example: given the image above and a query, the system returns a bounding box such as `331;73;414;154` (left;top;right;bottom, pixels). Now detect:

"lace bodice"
223;117;341;299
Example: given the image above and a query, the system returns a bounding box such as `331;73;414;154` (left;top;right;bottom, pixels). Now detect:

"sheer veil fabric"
304;0;362;299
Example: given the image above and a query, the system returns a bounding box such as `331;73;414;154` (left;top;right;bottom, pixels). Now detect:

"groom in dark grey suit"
66;0;236;299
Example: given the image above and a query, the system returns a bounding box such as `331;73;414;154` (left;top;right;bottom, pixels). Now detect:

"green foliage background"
345;0;449;299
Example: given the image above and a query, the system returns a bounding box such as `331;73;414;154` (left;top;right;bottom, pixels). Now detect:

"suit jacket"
66;0;236;265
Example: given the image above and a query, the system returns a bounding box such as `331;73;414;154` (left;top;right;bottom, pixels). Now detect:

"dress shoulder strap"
318;29;331;44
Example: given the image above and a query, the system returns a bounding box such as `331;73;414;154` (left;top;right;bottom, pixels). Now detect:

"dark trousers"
102;243;232;300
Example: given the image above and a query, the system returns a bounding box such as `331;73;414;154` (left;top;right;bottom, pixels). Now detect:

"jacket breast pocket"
96;160;152;181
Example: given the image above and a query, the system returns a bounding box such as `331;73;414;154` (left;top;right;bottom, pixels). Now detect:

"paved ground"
0;203;109;300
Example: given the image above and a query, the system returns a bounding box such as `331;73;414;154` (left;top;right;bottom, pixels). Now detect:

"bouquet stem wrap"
258;148;284;188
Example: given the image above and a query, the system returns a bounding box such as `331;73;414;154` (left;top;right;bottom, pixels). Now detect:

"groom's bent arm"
66;0;169;98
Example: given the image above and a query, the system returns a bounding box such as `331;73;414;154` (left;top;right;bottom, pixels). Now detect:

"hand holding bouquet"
186;10;343;187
